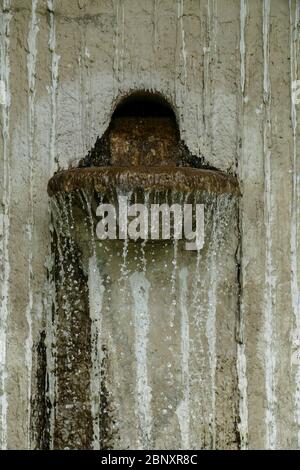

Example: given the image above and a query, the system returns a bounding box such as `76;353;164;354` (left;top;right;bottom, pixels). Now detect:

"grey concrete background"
0;0;299;449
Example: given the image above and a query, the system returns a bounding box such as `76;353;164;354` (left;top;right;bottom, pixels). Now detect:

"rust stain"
110;117;179;167
48;166;240;196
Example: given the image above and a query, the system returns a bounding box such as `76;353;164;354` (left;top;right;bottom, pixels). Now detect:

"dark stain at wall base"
30;330;51;450
99;345;119;450
52;233;93;449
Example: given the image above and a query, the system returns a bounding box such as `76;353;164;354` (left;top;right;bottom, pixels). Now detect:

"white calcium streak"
237;0;249;450
120;2;125;83
130;272;152;449
263;0;277;450
80;197;103;448
178;0;187;90
263;0;270;102
47;0;60;172
203;0;216;154
170;239;178;324
113;0;121;87
240;0;246;94
205;202;222;449
88;255;104;450
237;342;248;447
0;0;11;451
206;245;217;449
0;79;5;105
153;0;158;50
289;0;300;448
176;268;190;450
26;0;39;447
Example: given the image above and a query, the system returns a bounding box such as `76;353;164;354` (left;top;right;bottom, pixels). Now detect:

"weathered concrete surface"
0;0;299;449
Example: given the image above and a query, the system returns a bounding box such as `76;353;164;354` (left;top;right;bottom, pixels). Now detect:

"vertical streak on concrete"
113;0;120;90
88;255;104;450
0;0;11;451
206;263;216;448
237;0;249;450
208;0;217;56
26;0;39;447
120;1;125;85
263;0;277;449
153;0;158;54
178;0;187;91
47;0;60;173
290;0;300;448
112;0;125;87
130;272;152;449
175;0;187;140
47;0;59;448
206;208;218;449
240;0;246;95
176;268;190;449
78;0;89;158
204;0;216;156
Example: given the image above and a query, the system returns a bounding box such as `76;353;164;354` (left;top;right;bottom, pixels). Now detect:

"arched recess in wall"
78;91;219;170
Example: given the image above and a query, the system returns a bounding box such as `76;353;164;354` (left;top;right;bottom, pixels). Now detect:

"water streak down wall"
0;0;299;449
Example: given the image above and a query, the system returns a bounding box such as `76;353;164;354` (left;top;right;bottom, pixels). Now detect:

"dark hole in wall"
78;91;216;171
111;91;176;119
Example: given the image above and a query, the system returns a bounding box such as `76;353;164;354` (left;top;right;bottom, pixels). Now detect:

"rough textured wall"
0;0;299;449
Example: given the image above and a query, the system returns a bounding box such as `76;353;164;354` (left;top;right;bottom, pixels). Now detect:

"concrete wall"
0;0;299;449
